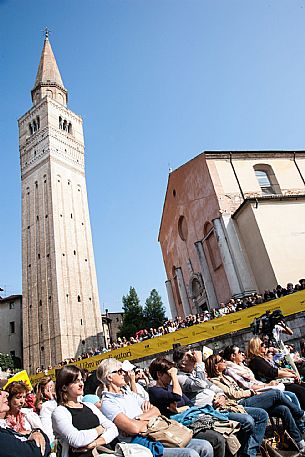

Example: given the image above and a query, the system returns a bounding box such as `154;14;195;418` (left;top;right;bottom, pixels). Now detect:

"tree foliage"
118;287;144;339
144;289;167;329
0;353;14;370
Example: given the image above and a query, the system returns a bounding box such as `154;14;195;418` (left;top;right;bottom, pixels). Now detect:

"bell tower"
18;32;103;372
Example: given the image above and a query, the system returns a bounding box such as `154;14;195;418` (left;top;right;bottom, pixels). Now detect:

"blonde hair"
96;358;122;386
247;337;263;359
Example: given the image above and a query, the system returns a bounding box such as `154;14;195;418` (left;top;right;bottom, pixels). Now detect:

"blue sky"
1;0;305;313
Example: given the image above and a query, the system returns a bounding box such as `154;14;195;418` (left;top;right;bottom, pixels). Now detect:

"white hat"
122;360;135;372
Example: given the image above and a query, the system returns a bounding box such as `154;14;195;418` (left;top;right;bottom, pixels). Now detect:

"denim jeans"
163;438;213;457
228;407;268;457
240;389;304;419
240;388;304;443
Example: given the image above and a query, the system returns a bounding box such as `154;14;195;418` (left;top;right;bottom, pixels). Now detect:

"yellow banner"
4;370;33;391
30;290;305;385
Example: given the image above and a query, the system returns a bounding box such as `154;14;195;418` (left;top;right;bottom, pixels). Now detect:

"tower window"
59;116;63;129
74;250;76;255
63;120;67;131
77;295;81;302
68;122;72;134
39;299;42;306
80;319;83;325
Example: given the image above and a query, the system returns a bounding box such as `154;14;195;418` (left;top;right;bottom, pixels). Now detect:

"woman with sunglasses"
247;337;305;410
52;365;118;457
97;358;213;457
205;354;305;454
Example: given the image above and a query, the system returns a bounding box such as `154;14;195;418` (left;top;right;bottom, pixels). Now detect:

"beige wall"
235;199;305;292
234;204;277;292
251;200;305;287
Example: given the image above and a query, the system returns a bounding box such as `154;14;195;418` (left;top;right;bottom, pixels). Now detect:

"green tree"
144;289;167;329
118;287;144;339
0;353;14;370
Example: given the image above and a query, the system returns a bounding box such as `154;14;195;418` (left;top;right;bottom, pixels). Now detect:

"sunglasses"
111;369;124;375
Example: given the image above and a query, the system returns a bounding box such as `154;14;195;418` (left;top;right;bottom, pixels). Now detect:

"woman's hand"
96;425;105;436
141;401;153;412
29;431;46;456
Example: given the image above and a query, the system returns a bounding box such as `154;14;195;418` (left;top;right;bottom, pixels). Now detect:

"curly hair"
5;381;29;403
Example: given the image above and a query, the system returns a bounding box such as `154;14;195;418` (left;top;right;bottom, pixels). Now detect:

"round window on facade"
178;215;188;241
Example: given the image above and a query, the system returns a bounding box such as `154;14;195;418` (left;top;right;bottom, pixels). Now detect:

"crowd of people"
2;336;305;457
34;278;305;373
106;280;305;351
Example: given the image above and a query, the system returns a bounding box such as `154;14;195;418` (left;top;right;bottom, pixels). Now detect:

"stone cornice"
204;151;305;160
47;98;82;123
18;98;49;124
21;154;85;181
232;192;305;218
18;96;82;124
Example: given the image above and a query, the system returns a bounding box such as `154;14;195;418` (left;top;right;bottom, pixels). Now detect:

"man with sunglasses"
0;380;51;457
172;348;227;408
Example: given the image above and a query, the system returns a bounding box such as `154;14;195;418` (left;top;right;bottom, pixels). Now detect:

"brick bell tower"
18;31;103;372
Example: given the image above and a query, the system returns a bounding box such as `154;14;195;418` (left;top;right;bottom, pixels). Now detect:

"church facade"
18;34;103;372
159;151;305;318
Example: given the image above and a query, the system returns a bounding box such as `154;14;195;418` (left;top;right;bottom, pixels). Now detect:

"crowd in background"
34;279;305;373
106;279;305;350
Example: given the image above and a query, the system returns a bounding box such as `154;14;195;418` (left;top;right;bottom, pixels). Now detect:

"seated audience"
248;337;305;410
205;354;305;453
173;347;269;457
148;357;226;457
97;358;213;457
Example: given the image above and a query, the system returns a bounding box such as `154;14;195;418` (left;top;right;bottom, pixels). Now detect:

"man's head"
223;345;245;364
173;347;196;373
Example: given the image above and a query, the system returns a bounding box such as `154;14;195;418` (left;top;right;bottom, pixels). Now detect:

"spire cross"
42;27;50;40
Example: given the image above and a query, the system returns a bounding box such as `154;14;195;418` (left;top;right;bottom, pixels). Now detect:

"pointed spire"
31;32;68;106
